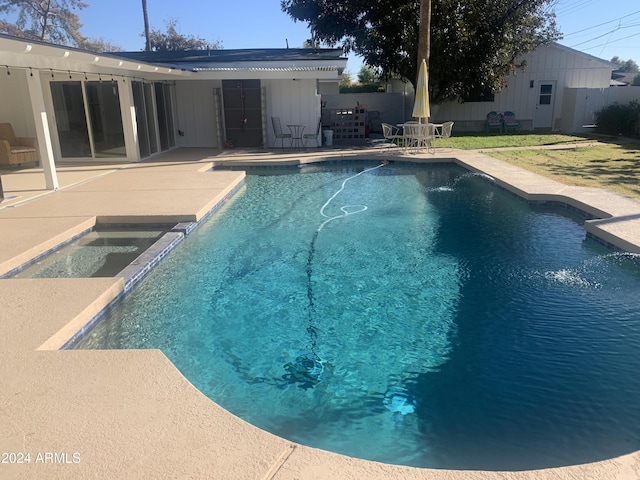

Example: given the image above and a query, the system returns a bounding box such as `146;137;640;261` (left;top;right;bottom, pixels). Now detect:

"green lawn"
437;132;592;150
437;133;640;200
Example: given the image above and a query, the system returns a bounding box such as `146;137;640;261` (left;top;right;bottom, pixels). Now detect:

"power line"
551;0;640;59
569;22;640;47
553;0;600;17
551;0;640;39
575;31;640;52
562;11;640;37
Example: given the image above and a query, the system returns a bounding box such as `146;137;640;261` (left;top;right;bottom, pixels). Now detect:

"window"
539;84;553;105
463;87;495;103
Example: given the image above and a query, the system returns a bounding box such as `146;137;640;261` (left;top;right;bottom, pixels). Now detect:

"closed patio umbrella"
412;58;430;123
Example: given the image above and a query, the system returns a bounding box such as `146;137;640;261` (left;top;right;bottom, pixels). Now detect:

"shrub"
595;101;640;138
339;84;386;93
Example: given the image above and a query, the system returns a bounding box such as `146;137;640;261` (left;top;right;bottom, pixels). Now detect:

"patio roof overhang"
115;47;348;82
0;34;193;81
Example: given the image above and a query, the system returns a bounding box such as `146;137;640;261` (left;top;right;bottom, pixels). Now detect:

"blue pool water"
74;162;640;470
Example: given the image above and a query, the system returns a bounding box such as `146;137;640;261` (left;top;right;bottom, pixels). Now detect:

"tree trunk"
40;0;53;41
142;0;151;51
417;0;431;78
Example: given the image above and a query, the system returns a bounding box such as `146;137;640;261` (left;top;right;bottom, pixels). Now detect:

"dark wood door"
222;80;262;148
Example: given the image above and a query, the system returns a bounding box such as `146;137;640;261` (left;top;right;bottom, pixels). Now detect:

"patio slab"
0;350;293;480
0;163;123;208
68;168;241;192
0;277;123;351
0;169;245;224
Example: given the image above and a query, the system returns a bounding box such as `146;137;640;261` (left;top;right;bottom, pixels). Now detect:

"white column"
118;78;140;162
26;71;58;190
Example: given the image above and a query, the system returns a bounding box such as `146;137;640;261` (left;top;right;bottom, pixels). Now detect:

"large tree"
358;65;376;84
82;36;122;52
611;56;639;73
0;0;87;46
147;18;221;51
281;0;560;103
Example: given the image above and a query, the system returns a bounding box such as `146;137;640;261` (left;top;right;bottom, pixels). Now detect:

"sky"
76;0;640;73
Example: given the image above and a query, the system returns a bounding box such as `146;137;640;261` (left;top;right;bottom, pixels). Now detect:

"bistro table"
287;124;305;150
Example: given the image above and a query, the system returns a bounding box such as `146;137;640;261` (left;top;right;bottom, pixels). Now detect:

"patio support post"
27;71;59;191
119;79;140;162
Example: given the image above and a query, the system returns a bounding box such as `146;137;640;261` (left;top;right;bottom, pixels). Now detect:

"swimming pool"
74;161;640;471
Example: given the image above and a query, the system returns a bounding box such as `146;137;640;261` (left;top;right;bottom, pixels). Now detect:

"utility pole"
142;0;151;51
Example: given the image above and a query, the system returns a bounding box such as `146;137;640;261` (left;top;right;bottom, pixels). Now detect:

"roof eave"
0;34;192;78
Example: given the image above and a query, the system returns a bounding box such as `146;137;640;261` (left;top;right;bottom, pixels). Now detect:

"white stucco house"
0;34;347;189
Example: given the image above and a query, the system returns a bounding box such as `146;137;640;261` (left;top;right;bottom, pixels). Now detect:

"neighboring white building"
431;43;618;132
0;34;347;188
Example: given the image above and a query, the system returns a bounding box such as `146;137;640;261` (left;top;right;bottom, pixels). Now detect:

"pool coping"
1;147;639;479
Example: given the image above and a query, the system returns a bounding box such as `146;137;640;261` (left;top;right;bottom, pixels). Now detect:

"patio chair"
431;121;454;149
439;121;454;139
271;117;292;148
403;123;434;154
381;123;403;146
303;118;322;148
486;112;503;133
0;123;39;167
424;123;437;154
502;111;521;132
399;121;419;150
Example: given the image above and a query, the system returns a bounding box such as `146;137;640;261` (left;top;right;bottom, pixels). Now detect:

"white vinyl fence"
561;86;640;134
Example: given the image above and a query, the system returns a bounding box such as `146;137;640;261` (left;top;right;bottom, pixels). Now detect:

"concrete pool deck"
1;146;639;479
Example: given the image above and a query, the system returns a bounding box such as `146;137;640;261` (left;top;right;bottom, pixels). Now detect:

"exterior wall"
0;70;36;136
174;80;222;148
263;78;320;148
318;81;339;95
434;44;614;132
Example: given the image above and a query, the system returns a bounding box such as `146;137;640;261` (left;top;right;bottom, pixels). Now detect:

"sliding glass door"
51;79;175;160
85;81;126;158
132;81;159;158
50;82;91;158
155;82;175;151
